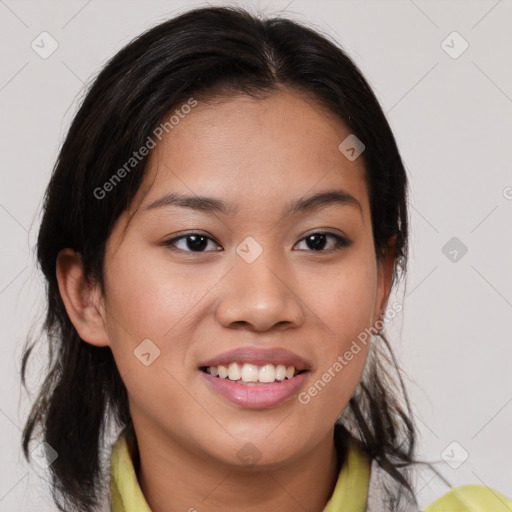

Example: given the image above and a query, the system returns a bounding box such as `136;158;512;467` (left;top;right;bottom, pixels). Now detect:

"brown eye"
295;232;351;252
164;233;222;253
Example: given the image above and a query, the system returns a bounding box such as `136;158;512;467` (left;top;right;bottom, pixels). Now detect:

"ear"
56;248;110;347
374;235;397;322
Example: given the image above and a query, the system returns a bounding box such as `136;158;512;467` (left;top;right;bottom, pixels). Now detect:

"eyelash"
163;231;352;254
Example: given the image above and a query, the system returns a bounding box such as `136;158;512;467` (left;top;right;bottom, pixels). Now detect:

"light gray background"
1;0;511;510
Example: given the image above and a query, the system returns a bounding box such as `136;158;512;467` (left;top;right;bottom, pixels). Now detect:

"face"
98;88;392;468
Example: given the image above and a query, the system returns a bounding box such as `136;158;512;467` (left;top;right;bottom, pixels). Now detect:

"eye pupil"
307;233;327;250
187;235;208;251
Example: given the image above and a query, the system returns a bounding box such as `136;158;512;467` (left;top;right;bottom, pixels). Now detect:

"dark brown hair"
22;6;414;511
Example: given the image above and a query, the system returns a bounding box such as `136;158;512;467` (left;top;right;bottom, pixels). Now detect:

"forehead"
134;88;369;217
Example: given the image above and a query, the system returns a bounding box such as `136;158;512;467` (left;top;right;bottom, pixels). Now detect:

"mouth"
200;362;308;385
198;347;311;409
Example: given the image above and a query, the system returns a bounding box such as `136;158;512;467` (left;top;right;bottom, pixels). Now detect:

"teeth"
259;364;275;383
218;365;228;379
228;362;241;381
275;364;286;381
241;364;259;382
206;363;299;383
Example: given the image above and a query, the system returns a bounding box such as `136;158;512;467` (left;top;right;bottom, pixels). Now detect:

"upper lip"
199;347;310;371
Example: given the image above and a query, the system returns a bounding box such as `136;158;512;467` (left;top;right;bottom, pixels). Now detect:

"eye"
163;231;351;254
163;233;222;253
294;231;352;252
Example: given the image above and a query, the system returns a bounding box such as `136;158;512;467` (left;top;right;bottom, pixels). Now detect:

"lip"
201;370;309;409
198;347;311;371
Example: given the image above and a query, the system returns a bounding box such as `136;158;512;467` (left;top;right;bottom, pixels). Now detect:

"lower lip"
201;371;309;409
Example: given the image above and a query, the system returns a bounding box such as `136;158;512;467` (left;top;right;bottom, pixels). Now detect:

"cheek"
295;252;377;415
101;251;207;431
103;248;208;340
101;249;209;389
307;252;378;349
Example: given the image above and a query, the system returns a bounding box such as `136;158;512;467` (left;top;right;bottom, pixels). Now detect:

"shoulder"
423;484;512;512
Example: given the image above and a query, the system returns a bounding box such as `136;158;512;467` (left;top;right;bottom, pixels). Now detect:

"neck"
134;425;341;512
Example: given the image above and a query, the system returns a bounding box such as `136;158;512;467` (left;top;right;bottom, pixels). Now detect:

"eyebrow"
144;189;362;217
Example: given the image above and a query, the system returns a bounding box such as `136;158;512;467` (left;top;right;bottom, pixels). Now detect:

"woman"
22;6;511;512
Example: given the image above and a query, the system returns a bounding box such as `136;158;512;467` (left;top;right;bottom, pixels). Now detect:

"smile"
201;362;304;384
198;347;311;408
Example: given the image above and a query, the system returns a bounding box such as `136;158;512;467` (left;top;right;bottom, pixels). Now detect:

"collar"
110;434;370;512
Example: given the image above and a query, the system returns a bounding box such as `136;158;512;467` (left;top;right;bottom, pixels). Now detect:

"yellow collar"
110;435;512;512
110;435;370;512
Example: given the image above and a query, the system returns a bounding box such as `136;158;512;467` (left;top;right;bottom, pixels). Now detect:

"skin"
57;87;395;512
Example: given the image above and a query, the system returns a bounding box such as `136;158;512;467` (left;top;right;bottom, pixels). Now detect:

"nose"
215;249;305;332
